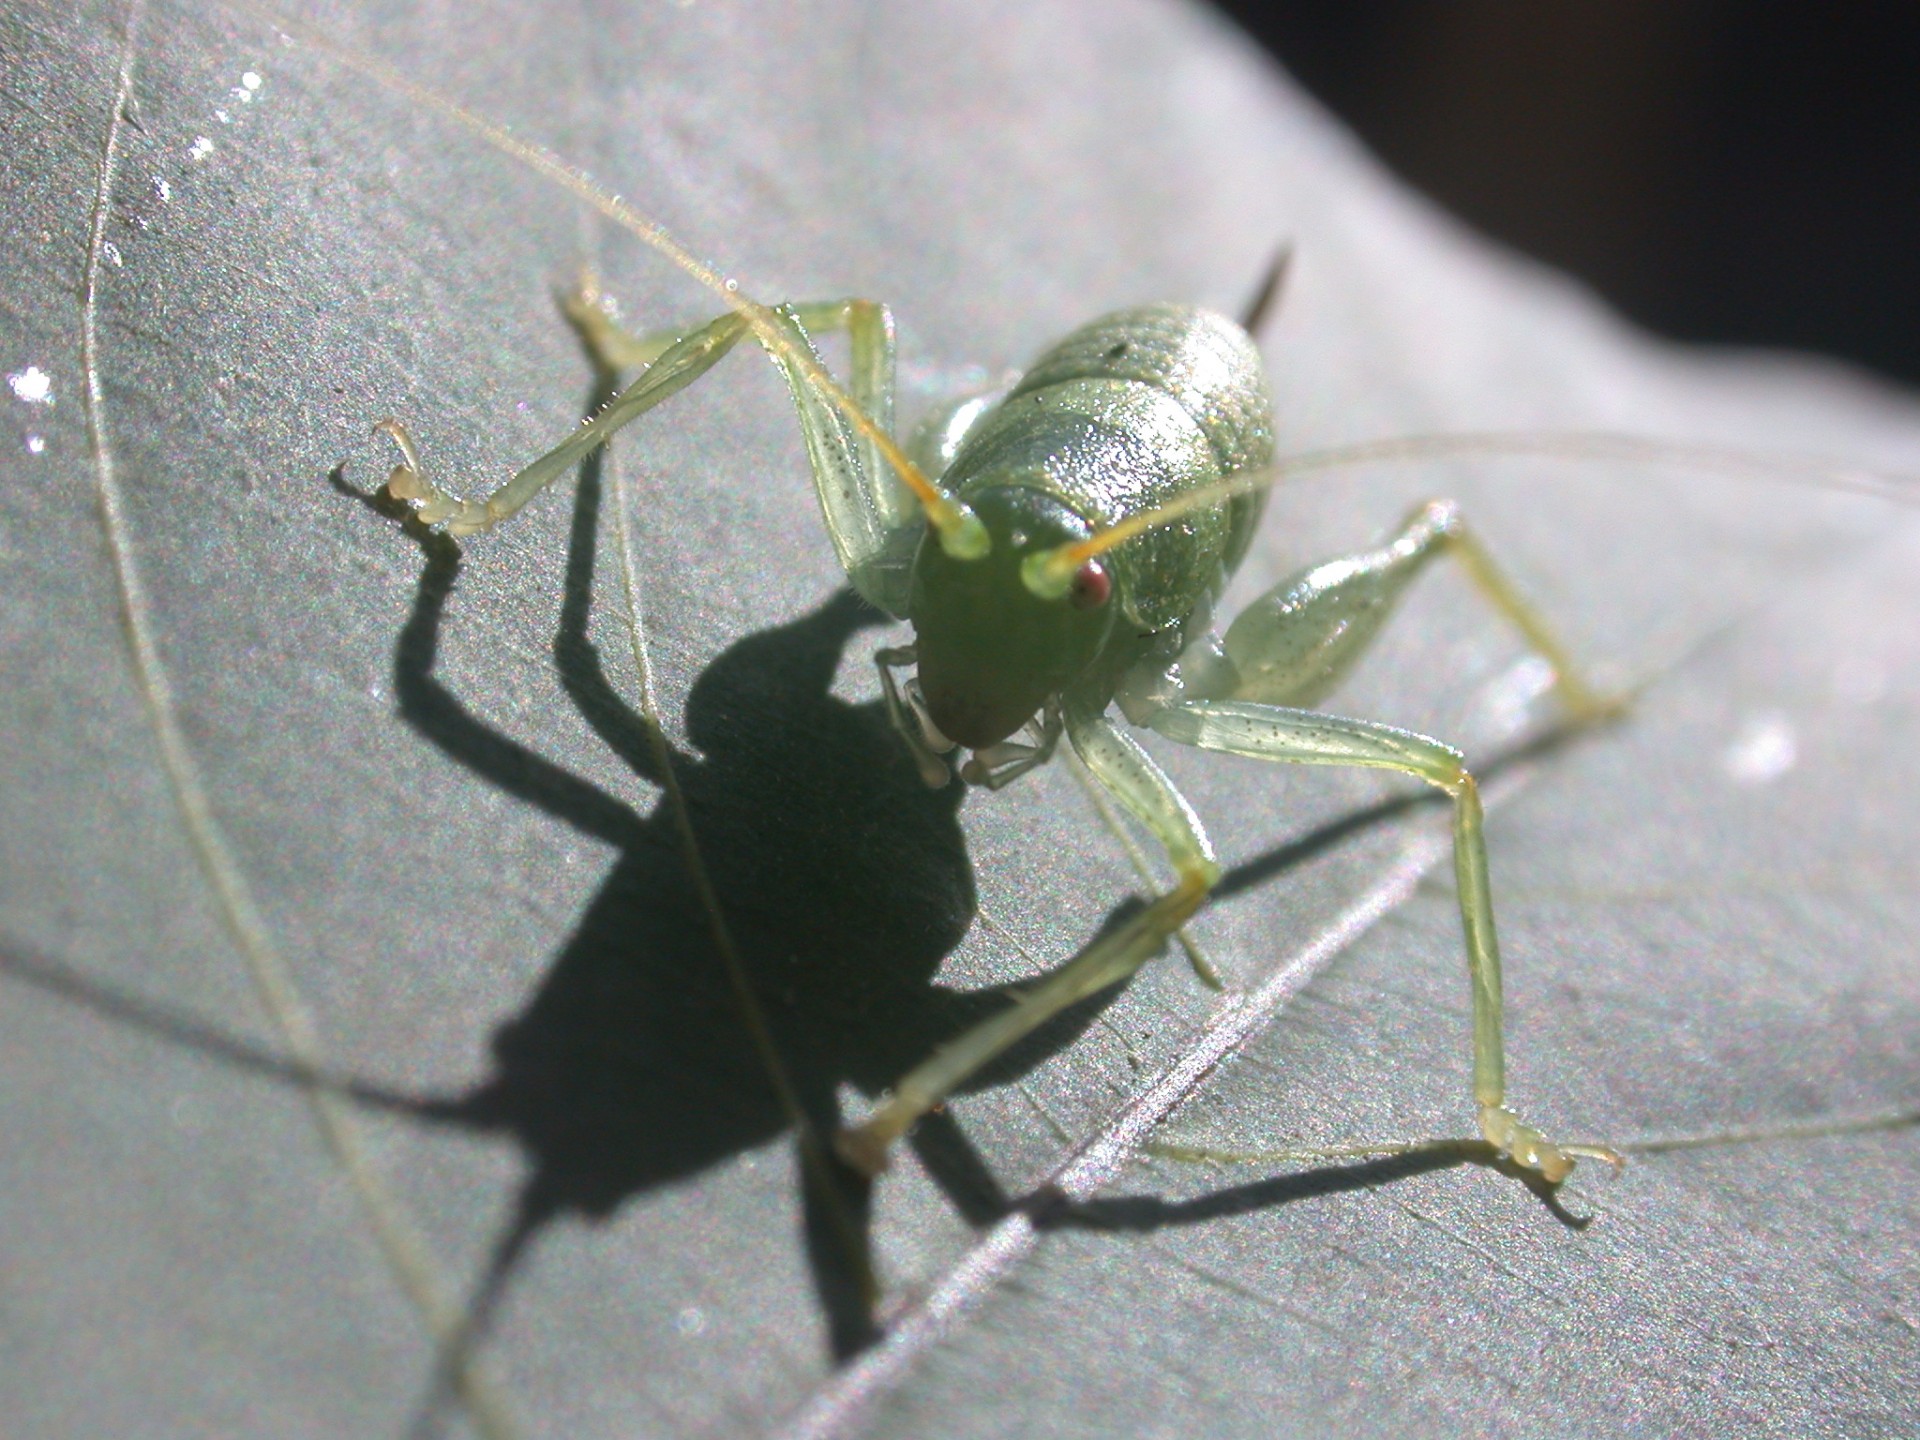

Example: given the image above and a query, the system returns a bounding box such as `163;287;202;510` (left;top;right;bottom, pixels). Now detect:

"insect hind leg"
558;281;925;615
1143;698;1622;1185
381;281;926;620
1113;503;1632;1184
1181;498;1618;721
378;308;755;535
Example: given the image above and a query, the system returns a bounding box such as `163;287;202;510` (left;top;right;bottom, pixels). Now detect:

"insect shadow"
332;374;1610;1397
329;388;1154;1371
0;448;1606;1440
0;399;1606;1429
0;414;1612;1413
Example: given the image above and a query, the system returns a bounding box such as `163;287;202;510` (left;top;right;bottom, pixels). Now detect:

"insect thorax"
942;305;1274;634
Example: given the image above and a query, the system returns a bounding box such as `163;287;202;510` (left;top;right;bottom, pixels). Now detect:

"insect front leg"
876;644;957;788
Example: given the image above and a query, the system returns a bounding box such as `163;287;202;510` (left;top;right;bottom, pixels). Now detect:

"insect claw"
368;418;499;535
563;264;607;316
1564;1143;1629;1175
372;416;421;469
1479;1104;1624;1185
373;418;437;517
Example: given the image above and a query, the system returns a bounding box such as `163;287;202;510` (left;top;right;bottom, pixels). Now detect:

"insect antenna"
1023;430;1920;597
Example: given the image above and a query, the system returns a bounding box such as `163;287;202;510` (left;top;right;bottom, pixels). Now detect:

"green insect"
375;247;1625;1191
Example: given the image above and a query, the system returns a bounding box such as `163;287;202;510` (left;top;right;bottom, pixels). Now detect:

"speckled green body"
940;304;1275;637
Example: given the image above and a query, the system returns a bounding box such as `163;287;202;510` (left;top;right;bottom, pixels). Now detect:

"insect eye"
1068;559;1111;610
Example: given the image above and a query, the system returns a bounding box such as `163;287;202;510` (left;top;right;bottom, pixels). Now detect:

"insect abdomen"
1008;304;1273;480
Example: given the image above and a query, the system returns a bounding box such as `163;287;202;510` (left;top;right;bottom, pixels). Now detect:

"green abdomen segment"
945;305;1275;632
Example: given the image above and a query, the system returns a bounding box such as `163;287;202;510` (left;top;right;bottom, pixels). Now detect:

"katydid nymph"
374;250;1627;1190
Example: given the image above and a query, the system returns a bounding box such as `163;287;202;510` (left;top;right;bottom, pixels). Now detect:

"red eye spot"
1068;560;1111;610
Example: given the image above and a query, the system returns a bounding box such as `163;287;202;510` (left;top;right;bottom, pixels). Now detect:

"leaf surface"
2;3;1916;1437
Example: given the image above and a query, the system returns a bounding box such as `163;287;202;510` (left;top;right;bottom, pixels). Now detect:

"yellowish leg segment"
377;287;926;615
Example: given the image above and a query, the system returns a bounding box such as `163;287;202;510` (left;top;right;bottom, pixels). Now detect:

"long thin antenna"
1023;429;1920;595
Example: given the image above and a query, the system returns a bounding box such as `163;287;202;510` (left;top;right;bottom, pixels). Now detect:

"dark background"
1212;1;1920;385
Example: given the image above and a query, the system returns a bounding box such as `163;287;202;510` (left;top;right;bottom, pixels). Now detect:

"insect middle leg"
379;307;761;535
